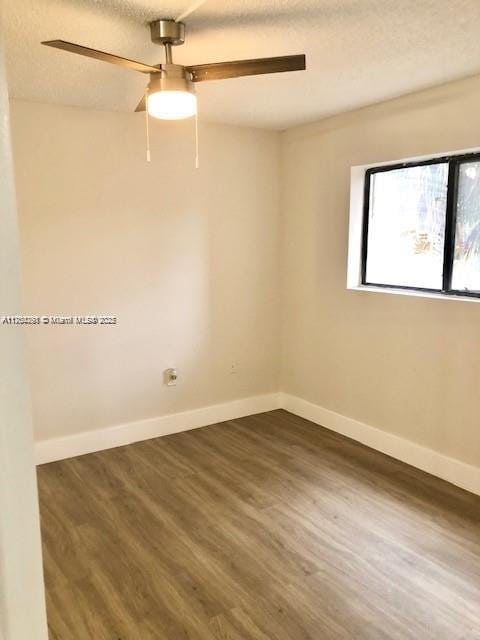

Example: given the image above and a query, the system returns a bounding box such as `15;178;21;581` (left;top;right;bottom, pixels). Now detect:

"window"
361;152;480;298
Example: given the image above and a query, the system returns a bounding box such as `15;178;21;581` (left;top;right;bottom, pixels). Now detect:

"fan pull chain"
195;106;199;169
145;89;151;163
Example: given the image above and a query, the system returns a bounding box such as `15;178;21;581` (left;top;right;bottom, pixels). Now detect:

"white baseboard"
280;393;480;497
35;392;281;465
35;390;480;497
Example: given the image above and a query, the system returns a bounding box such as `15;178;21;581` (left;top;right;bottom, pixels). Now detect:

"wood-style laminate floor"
38;409;480;640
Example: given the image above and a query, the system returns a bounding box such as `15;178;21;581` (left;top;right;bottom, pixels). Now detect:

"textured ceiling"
4;0;480;129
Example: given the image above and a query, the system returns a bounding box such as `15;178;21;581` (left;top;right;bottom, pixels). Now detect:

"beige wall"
281;75;480;469
11;100;280;441
11;74;480;472
0;37;47;640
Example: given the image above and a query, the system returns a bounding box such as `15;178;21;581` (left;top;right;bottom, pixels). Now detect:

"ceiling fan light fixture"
147;90;197;120
42;19;306;126
146;64;197;120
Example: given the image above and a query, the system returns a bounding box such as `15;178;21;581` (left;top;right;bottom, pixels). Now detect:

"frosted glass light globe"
147;91;197;120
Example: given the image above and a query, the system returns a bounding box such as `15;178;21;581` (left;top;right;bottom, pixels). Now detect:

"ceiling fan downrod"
150;19;186;64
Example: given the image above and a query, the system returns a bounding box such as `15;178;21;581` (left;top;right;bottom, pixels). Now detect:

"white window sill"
349;284;480;304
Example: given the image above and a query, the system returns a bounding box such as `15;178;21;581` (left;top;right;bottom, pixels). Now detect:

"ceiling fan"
42;19;306;121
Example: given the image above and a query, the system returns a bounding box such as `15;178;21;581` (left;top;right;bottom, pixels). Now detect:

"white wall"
10;100;280;442
281;74;480;470
0;32;48;640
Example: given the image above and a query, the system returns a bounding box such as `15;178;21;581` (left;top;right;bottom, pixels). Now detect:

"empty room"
1;0;480;638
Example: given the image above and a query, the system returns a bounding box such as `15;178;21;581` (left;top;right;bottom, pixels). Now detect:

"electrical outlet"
229;361;240;374
164;368;178;386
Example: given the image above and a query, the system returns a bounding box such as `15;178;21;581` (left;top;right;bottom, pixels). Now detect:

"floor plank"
37;409;480;639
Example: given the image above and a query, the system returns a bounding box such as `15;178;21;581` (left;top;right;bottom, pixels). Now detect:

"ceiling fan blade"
42;40;159;74
135;94;146;112
186;54;306;82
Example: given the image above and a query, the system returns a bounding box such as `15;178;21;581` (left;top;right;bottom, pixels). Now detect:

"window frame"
361;151;480;299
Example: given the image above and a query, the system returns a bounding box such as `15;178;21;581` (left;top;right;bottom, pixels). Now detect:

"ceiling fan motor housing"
148;64;195;95
150;20;185;46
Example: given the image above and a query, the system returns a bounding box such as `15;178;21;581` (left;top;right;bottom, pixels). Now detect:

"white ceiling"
5;0;480;129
